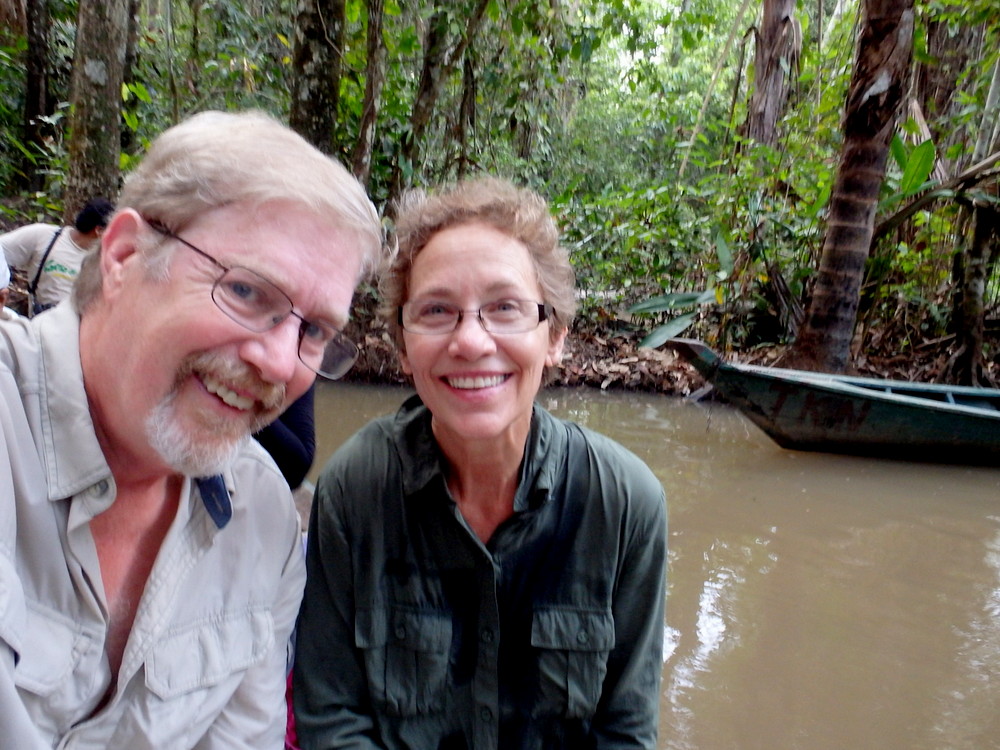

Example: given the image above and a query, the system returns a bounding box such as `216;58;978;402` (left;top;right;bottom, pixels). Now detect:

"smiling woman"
294;177;669;750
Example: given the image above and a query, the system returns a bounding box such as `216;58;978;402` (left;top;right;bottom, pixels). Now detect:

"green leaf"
890;133;908;170
898;139;936;197
714;226;733;274
130;82;152;104
640;312;699;348
627;289;714;314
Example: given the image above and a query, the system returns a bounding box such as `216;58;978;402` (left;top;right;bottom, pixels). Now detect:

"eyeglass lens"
146;219;359;380
400;299;546;335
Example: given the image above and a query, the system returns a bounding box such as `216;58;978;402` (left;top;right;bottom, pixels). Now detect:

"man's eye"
227;280;259;301
222;278;275;311
301;321;333;343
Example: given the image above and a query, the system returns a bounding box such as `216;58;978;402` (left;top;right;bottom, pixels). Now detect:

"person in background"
0;109;383;748
0;197;115;314
254;382;317;491
0;252;10;310
293;177;668;749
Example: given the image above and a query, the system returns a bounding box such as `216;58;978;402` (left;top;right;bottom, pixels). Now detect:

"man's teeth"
203;375;254;410
447;375;506;389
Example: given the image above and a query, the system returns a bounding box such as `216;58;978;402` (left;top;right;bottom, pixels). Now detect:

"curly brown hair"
381;176;576;354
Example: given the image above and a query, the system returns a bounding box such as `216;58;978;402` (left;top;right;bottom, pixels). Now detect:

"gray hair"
74;109;384;310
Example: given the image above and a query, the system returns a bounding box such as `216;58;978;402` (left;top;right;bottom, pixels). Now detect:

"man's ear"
98;209;145;298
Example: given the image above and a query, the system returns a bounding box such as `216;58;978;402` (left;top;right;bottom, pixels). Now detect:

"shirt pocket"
531;606;615;718
145;606;274;699
355;605;452;717
14;601;103;735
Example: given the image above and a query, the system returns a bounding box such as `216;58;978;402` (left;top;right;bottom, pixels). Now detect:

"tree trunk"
789;0;915;373
946;54;1000;384
457;54;476;179
386;0;491;209
350;0;386;188
64;0;128;217
22;0;50;192
947;205;995;385
742;0;800;147
289;0;346;154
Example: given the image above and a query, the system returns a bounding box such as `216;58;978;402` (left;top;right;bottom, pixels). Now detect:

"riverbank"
7;258;984;392
343;316;987;394
345;321;705;394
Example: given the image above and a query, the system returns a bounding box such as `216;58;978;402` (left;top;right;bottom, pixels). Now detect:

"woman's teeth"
447;375;506;389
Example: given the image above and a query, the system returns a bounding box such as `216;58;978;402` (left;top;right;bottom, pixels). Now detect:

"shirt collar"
32;302;110;499
393;393;567;511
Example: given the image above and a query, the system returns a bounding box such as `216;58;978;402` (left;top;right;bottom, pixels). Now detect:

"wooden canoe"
666;338;1000;465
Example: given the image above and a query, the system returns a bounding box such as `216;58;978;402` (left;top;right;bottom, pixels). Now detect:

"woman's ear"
545;326;568;368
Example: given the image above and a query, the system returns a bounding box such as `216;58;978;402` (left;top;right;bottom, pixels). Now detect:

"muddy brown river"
307;382;1000;749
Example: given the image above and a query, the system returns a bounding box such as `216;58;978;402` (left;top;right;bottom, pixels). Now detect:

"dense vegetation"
1;0;998;385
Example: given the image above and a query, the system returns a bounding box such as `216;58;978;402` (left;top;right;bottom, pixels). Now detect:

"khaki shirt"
0;302;306;748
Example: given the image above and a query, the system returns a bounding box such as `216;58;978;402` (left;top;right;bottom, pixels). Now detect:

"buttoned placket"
57;478;224;745
472;547;501;749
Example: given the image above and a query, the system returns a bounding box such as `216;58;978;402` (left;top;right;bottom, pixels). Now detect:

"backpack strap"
28;226;64;295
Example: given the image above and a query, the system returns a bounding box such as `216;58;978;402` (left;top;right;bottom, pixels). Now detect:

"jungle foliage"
0;0;998;380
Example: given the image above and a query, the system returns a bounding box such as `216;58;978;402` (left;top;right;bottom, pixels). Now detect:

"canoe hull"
668;339;1000;465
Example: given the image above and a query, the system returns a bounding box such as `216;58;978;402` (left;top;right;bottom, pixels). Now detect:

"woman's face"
399;221;566;451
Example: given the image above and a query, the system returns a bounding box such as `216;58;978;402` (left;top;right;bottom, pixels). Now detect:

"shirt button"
577;630;589;644
479;706;492;721
94;479;109;495
480;628;494;643
394;626;406;639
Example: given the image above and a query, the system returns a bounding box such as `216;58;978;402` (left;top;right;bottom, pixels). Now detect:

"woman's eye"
420;303;455;318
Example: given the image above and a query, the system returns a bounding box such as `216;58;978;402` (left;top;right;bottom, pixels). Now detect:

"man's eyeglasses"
399;298;550;336
146;219;358;380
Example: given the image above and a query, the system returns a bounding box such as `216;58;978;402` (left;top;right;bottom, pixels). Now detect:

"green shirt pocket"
531;606;615;718
355;605;452;717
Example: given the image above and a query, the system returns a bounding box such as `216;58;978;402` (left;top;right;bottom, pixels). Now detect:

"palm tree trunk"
790;0;915;372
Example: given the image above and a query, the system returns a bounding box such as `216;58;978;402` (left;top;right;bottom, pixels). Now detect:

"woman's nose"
447;311;497;358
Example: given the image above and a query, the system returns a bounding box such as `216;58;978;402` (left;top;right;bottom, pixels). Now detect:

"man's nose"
240;318;302;383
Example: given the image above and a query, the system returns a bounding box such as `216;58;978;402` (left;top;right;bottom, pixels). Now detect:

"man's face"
88;201;366;477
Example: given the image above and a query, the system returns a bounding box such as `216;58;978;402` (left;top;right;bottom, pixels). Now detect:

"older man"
0;110;383;748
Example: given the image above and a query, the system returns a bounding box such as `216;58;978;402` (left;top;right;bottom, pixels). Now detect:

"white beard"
145;390;253;476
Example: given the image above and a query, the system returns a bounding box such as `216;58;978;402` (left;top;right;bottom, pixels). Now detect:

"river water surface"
308;382;1000;749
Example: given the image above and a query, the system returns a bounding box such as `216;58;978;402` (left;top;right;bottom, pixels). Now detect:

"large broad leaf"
627;288;716;315
639;312;699;349
898;139;936;197
714;226;733;276
890;133;908;170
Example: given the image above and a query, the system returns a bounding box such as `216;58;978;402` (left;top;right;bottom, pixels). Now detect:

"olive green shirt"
294;395;667;749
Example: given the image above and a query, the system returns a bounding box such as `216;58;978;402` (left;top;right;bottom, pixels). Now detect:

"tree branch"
873;149;1000;243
